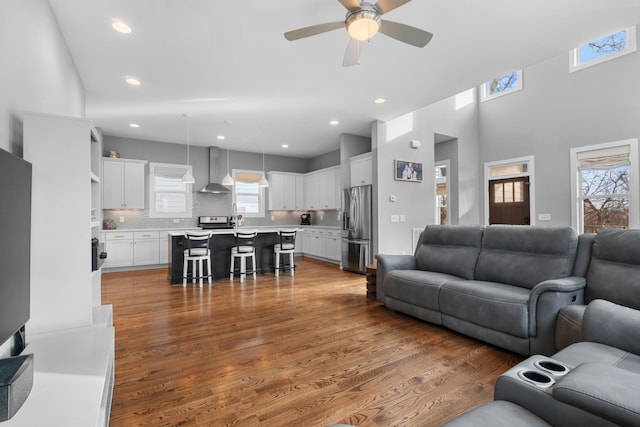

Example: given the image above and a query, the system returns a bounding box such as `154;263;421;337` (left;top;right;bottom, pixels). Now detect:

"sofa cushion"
414;225;484;280
586;228;640;309
440;279;531;338
475;225;578;289
383;270;462;311
442;401;551;427
553;342;640;375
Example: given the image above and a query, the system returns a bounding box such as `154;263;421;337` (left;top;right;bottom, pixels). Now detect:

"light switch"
399;215;406;222
391;215;400;223
538;213;552;221
119;216;124;223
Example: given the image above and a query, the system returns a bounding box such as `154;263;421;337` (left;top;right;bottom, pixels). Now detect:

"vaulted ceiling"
48;0;640;157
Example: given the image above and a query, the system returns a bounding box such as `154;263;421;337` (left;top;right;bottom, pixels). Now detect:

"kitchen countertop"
102;225;340;234
168;226;305;236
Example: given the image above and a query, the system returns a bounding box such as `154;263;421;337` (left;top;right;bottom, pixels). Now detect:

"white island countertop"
168;226;305;236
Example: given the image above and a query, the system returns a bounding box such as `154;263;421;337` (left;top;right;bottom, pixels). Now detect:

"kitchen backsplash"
102;193;341;230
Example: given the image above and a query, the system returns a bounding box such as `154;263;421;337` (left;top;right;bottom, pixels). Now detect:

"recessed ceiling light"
216;135;225;140
129;123;140;128
281;144;289;148
374;97;386;104
125;77;141;86
112;19;131;34
329;120;339;126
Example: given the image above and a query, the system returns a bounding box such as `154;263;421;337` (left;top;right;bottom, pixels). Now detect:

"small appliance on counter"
300;212;311;225
198;215;234;230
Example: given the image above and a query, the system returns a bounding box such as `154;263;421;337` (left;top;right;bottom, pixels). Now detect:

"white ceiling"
48;0;640;158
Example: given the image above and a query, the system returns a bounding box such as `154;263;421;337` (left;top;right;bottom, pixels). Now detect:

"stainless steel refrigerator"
342;184;372;274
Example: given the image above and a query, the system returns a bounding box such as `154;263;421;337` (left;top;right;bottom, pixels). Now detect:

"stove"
198;215;234;229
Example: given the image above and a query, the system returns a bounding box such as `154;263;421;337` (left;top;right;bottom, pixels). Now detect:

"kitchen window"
148;162;193;218
233;170;265;218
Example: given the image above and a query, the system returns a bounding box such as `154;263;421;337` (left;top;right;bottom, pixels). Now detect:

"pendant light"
259;146;269;188
181;114;195;184
221;141;234;186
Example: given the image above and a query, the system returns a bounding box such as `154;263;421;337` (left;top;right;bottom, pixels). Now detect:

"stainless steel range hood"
198;147;231;194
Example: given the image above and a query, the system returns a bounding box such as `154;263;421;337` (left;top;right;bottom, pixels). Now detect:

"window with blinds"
577;145;630;233
149;162;193;218
233;170;265;217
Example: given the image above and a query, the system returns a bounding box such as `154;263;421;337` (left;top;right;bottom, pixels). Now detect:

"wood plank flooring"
103;258;522;427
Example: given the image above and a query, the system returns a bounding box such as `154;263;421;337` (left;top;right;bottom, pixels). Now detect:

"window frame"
480;69;523;102
569;26;637;73
570;139;639;233
148;162;193;219
232;169;266;218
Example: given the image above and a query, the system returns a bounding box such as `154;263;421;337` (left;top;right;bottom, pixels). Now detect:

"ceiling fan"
284;0;433;66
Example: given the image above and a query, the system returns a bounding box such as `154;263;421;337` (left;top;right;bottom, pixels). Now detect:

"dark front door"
489;177;530;225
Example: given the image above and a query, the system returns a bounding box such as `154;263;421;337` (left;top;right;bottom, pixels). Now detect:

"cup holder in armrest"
534;360;569;376
517;369;555;388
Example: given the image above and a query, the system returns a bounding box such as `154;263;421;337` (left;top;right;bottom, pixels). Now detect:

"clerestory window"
480;70;523;102
570;26;637;72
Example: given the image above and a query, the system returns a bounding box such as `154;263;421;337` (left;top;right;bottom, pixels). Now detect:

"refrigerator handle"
350;191;358;233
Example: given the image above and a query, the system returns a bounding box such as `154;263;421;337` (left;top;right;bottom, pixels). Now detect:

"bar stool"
183;232;213;287
274;229;297;276
230;230;257;281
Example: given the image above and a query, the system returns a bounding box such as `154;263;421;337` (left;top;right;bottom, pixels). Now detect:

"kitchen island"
168;228;302;284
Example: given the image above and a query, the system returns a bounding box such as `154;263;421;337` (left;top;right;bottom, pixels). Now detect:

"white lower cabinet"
159;231;170;264
104;232;134;268
325;230;341;262
303;228;341;263
104;230;172;268
133;231;160;266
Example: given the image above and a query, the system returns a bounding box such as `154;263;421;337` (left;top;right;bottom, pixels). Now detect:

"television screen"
0;148;32;354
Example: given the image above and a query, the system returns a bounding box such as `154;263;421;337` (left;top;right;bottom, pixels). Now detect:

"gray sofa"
555;227;640;350
376;224;586;356
443;227;640;426
445;299;640;426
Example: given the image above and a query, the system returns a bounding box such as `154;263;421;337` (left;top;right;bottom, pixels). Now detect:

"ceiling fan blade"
338;0;362;12
374;0;411;15
343;38;364;67
379;20;433;47
284;21;345;41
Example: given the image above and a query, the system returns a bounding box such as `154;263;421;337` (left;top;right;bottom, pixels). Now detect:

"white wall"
0;1;85;351
374;92;480;255
0;0;85;155
479;44;640;226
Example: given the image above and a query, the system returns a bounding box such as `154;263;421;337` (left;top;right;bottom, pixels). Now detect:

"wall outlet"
271;215;275;221
173;218;180;223
119;216;124;223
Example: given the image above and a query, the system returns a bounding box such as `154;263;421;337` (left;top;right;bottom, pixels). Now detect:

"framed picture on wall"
394;160;423;182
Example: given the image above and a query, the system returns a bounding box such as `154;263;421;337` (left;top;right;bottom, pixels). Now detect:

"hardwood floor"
103;258;522;427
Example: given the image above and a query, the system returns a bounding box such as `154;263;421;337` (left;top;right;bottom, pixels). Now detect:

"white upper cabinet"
102;158;146;209
304;166;341;210
268;172;304;211
350;153;372;187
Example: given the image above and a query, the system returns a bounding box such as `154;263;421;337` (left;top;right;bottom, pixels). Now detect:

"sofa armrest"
374;254;417;303
553;363;640;427
583;299;640;355
528;276;586;335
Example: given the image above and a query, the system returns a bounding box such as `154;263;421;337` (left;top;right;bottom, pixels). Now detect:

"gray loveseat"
375;224;586;356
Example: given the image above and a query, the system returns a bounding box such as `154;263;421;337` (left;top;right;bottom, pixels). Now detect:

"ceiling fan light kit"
284;0;433;66
346;9;381;41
